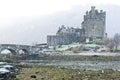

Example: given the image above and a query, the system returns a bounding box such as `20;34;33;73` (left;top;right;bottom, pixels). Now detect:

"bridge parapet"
0;44;42;55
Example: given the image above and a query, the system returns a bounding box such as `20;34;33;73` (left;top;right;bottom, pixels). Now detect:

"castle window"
92;24;95;29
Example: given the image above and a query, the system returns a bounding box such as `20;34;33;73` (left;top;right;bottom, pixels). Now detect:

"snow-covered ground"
47;51;120;56
64;52;120;56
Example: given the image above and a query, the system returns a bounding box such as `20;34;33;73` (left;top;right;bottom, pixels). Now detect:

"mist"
0;5;120;45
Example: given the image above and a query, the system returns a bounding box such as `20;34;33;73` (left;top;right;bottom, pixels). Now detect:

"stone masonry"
82;6;106;41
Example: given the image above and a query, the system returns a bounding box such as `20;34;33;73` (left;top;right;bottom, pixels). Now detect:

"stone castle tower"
81;6;106;42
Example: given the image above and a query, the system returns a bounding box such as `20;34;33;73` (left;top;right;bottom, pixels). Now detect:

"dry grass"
17;66;120;80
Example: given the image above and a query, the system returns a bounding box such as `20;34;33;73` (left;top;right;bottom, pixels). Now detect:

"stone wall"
47;33;77;46
82;6;106;41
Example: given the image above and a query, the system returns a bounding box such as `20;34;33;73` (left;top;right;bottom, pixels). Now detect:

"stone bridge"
0;44;41;55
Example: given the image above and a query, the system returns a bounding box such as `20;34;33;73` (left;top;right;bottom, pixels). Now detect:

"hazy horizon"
0;0;120;45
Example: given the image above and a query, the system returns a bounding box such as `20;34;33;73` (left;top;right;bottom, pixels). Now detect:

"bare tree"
107;38;115;51
113;33;120;50
103;37;110;46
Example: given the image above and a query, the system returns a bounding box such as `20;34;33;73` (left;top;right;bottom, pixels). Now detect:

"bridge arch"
0;44;36;56
18;49;29;55
0;48;17;56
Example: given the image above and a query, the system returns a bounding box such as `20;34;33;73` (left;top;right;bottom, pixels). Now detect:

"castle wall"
47;33;77;46
47;35;59;46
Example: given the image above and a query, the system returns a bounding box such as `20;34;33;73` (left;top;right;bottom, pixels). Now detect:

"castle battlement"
84;6;106;22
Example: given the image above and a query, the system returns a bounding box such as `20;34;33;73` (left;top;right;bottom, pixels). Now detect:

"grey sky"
0;1;120;45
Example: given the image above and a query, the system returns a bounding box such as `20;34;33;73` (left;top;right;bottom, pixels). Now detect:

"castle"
47;6;106;46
